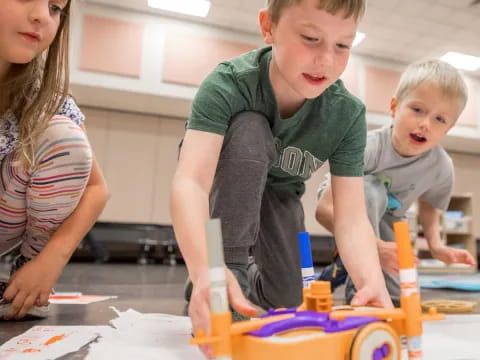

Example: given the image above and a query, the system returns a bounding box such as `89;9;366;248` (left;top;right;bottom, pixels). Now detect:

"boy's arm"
331;175;392;308
170;129;256;352
418;200;476;266
170;129;223;282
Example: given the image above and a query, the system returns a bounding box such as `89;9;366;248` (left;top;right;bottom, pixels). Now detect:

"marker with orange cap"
394;221;423;360
206;219;232;360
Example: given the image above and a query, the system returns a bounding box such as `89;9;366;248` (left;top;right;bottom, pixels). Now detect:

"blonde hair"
1;1;71;166
395;59;468;116
266;0;366;24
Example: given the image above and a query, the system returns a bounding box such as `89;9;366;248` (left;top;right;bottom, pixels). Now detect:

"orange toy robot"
193;220;443;360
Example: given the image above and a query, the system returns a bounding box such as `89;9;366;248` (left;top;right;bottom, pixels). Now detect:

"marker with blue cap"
298;232;315;289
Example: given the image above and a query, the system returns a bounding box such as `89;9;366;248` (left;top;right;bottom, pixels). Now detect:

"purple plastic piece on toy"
249;311;379;338
373;343;390;360
250;311;329;337
323;316;379;333
260;308;299;318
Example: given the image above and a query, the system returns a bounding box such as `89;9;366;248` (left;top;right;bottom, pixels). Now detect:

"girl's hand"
2;256;63;320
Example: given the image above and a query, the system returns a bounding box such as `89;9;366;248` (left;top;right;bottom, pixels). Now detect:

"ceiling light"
352;32;366;48
147;0;211;17
440;51;480;72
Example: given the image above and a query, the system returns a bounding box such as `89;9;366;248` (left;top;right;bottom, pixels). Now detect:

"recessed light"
440;51;480;72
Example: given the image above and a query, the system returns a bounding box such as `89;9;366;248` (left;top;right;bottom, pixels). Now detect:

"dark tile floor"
1;262;479;354
0;263;187;344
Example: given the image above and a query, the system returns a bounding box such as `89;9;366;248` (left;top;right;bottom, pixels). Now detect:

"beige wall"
85;107;184;224
84;107;479;237
449;152;480;237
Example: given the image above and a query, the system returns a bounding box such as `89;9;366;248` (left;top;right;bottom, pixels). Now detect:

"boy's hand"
430;245;477;266
189;268;257;359
377;239;399;275
350;284;394;309
189;273;213;359
377;239;419;276
3;256;63;320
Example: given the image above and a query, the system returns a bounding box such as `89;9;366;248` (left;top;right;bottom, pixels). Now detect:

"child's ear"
259;9;274;44
390;97;397;118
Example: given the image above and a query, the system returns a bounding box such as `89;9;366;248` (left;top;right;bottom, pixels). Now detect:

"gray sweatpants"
210;112;305;310
345;175;402;306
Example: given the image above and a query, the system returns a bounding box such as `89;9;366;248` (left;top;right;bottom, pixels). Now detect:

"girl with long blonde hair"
0;0;108;319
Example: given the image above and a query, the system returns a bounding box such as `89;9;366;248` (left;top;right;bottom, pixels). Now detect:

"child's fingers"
15;294;37;319
2;282;19;302
442;249;455;264
188;299;213;359
350;287;376;307
37;292;50;306
4;291;27;320
386;264;399;276
226;272;257;317
350;288;373;307
464;251;475;265
351;287;393;309
384;267;398;276
449;249;468;264
468;253;477;265
459;250;476;265
189;296;210;334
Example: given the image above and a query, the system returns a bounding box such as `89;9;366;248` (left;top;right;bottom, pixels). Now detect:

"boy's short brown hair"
266;0;366;23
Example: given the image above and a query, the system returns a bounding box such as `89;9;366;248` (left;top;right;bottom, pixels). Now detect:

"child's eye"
49;4;64;15
411;106;422;113
301;34;318;43
336;43;350;50
436;116;446;124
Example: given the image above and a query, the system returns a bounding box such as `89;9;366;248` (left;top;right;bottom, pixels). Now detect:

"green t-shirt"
187;46;366;196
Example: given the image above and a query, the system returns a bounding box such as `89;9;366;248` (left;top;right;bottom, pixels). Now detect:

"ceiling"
83;0;480;76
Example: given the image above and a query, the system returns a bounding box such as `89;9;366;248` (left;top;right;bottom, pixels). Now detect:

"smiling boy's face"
259;0;358;111
390;83;462;157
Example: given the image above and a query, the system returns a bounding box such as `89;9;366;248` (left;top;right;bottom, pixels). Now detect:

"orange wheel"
349;322;401;360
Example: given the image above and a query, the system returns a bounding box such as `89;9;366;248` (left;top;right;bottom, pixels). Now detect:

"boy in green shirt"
170;0;392;355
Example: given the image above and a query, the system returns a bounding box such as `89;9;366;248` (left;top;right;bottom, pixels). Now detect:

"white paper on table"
86;308;203;360
48;293;117;304
0;326;110;360
5;309;474;360
420;315;480;360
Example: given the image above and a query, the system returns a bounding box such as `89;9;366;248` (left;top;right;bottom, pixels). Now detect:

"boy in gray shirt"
316;59;477;305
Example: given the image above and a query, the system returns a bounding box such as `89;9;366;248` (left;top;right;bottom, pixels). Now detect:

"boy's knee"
258;273;303;309
273;281;303;308
223;112;275;163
